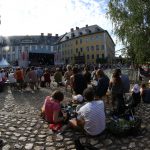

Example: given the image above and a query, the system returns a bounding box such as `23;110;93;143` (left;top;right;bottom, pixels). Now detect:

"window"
80;48;83;52
87;54;89;59
76;48;78;53
76;40;78;45
86;38;89;43
91;46;94;51
80;39;82;44
101;45;104;50
92;54;94;59
102;54;104;58
96;45;99;50
86;46;89;51
97;54;99;58
12;47;15;52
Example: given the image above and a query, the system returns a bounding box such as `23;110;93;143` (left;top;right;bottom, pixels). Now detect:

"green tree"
107;0;150;64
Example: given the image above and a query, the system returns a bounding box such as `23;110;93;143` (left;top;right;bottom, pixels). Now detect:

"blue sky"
0;0;122;53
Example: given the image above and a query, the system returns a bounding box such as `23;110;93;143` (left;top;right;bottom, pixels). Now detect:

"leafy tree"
107;0;150;64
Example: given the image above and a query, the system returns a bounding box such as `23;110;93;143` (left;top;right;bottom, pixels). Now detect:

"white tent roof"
0;58;10;67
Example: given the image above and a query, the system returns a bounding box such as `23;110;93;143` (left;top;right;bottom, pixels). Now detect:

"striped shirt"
77;100;105;136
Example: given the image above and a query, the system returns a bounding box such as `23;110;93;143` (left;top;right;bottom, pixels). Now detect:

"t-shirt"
95;75;110;98
43;96;61;123
77;100;105;136
73;73;86;94
29;70;37;82
142;89;150;103
8;73;16;83
44;73;51;82
15;70;23;81
121;74;130;93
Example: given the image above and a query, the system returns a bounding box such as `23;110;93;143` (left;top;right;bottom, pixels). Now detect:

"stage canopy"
0;58;10;68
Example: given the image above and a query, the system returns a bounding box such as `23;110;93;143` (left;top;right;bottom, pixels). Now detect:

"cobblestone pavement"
0;85;150;150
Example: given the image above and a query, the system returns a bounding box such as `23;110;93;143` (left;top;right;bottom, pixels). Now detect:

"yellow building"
55;25;115;65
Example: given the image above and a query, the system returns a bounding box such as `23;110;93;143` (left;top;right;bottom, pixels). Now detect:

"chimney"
76;27;79;30
55;34;58;37
41;33;44;36
48;33;52;36
70;28;74;32
86;24;88;28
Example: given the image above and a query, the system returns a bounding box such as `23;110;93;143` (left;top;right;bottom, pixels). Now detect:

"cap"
132;84;140;93
72;94;83;102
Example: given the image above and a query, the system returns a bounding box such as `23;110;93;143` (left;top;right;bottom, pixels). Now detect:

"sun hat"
72;94;83;102
132;84;140;93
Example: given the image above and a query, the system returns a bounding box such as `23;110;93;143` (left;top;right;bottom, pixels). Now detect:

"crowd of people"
0;64;150;137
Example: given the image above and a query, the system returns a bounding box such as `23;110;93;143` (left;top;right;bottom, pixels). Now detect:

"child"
41;90;68;131
131;84;141;107
72;94;86;112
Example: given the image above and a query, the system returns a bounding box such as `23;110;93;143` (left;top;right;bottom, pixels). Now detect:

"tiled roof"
58;25;105;42
2;35;59;46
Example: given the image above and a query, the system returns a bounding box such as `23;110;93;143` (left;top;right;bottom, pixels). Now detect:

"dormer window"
71;33;75;38
96;27;100;32
65;36;69;40
79;32;82;36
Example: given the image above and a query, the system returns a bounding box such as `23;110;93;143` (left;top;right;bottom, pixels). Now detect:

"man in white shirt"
70;87;106;136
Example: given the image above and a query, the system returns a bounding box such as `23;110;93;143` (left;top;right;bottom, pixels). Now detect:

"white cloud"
0;0;123;51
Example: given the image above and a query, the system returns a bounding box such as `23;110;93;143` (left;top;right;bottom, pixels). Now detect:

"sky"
0;0;123;53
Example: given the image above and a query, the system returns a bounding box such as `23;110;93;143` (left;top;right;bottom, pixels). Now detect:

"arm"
76;116;85;127
70;75;74;88
53;111;64;123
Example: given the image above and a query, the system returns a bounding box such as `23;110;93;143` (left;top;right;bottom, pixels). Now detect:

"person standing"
70;67;86;95
54;68;62;87
109;70;125;114
64;65;73;91
116;69;130;93
83;66;91;86
29;66;38;90
94;69;110;99
43;68;51;87
14;67;24;91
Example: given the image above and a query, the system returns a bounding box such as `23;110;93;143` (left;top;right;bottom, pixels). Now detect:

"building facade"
0;33;59;67
0;24;115;67
54;25;115;65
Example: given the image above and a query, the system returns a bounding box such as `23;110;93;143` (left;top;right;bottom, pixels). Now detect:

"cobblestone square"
0;86;150;150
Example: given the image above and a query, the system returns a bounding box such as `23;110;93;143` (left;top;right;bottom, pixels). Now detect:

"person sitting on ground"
140;83;150;104
69;87;106;136
41;90;68;131
131;84;141;107
72;94;86;112
54;68;63;87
